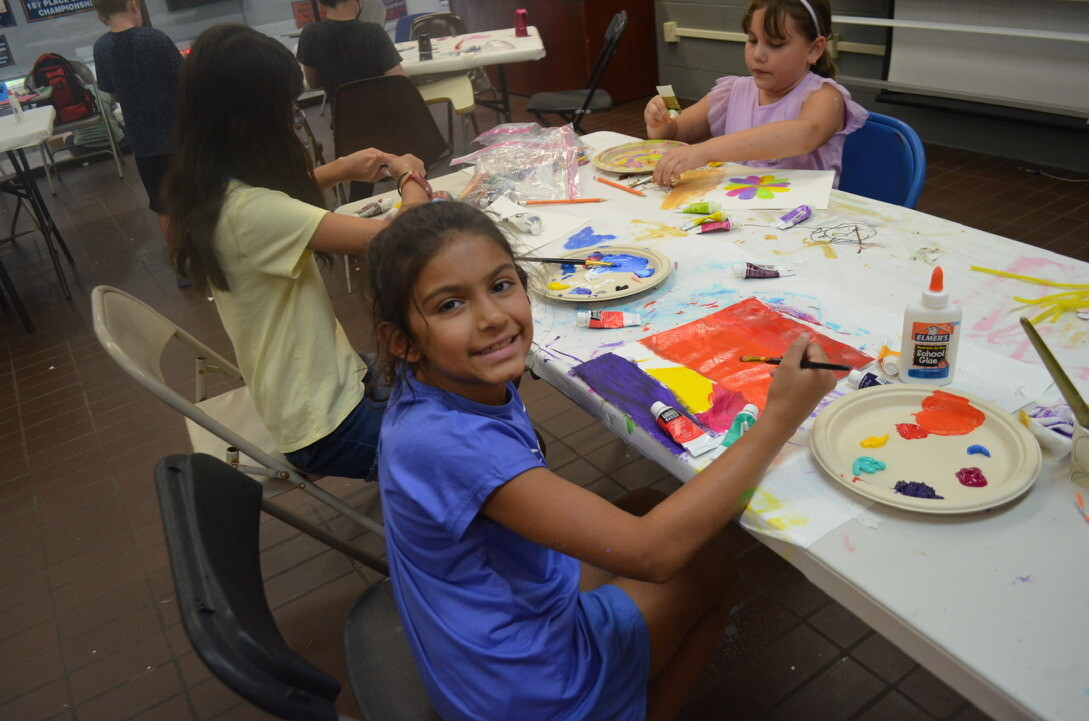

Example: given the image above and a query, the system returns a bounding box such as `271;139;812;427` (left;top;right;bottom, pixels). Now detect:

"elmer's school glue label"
899;266;961;385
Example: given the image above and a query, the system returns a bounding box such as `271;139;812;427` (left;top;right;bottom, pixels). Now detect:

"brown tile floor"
2;93;1087;721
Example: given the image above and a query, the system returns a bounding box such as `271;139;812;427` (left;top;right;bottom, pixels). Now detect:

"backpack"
30;53;95;123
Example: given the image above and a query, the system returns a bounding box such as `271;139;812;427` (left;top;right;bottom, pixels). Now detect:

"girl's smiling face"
402;232;532;406
745;8;825;103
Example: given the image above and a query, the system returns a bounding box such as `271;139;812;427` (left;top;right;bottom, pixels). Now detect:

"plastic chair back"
395;12;433;42
156;454;342;721
359;0;385;25
839;112;926;208
333;75;451;171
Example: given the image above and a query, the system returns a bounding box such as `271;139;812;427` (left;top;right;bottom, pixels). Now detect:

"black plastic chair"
155;453;441;721
525;10;628;134
333;75;452;202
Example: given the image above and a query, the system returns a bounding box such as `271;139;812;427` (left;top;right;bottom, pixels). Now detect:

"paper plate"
526;246;672;302
592;140;687;174
810;385;1040;514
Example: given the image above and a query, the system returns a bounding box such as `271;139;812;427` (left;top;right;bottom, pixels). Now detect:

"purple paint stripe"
572;353;700;454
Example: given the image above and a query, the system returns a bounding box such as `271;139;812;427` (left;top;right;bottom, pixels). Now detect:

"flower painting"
724;175;792;200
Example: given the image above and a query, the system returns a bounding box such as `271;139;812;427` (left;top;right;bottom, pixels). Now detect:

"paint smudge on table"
630;219;688;242
956;467;988;487
564;226;618;250
893;480;944;499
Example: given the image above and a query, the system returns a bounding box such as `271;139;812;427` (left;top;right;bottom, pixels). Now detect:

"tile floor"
1;93;1087;721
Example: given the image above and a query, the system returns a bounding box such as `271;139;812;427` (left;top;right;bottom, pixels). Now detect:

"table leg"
0;255;34;332
496;65;512;123
6;149;71;299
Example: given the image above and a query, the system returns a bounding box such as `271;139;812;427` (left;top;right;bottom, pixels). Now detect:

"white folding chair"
91;286;387;562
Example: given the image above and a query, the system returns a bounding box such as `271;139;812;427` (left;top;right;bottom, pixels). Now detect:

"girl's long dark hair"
368;202;528;393
163;23;327;292
742;0;838;78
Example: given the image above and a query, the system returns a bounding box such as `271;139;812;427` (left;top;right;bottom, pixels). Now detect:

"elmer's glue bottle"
899;266;960;385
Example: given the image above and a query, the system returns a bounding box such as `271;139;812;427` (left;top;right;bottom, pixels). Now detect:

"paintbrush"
738;355;852;372
518;256;617;267
1019;317;1089;427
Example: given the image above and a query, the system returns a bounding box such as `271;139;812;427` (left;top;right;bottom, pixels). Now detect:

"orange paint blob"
912;390;985;436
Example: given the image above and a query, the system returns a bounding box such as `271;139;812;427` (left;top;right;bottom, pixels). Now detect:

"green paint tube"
721;404;759;448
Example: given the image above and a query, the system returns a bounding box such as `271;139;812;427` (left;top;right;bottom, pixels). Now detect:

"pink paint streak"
695;386;747;433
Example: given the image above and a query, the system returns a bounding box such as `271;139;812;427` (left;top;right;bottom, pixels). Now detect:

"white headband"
797;0;822;36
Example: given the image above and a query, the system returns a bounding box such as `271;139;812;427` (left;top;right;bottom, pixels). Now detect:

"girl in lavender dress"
647;0;867;187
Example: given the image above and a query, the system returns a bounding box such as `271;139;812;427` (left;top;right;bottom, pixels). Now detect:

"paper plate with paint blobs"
592;140;687;174
810;385;1040;514
527;245;672;302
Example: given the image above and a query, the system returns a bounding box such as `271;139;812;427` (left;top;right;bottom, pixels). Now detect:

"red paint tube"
577;311;641;328
697;220;732;234
651;402;719;456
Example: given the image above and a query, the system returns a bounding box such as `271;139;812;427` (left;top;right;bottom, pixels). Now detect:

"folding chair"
92;286;387;571
839;112;927;209
525;10;628;134
156;454;440;721
26;59;124;194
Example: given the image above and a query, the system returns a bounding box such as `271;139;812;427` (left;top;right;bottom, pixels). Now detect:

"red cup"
514;8;528;37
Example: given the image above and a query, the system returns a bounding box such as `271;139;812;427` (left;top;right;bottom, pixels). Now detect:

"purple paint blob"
570;287;592;295
564;226;618;250
572;353;702;455
893;480;944;499
967;444;991;457
956;467;988;487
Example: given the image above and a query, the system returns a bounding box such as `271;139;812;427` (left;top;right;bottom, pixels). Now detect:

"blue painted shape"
564;226;617;250
967;444;991;457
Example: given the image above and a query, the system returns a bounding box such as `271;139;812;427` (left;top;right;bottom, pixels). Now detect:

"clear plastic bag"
453;124;583;206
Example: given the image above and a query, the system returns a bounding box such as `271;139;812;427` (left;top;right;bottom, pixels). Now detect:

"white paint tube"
730;262;796;279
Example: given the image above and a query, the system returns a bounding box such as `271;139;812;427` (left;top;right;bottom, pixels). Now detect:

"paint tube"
877;334;901;375
651;402;719;456
506;212;543;234
354;197;394;217
697;220;732;234
847;369;896;389
577;310;642;329
678;201;722;215
720;404;759;448
774;205;812;230
682;211;726;231
656;84;682;118
730;262;796;279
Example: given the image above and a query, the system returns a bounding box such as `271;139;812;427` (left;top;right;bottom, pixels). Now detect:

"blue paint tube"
847;369;896;389
721;404;759;448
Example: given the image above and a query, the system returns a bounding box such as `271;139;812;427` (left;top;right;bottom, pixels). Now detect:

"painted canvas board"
640;297;873;410
662;164;835;210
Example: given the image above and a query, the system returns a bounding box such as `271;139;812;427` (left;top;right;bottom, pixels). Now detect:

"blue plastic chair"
839;112;926;209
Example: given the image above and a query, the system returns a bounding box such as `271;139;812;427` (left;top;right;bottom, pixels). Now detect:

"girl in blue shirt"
368;201;836;721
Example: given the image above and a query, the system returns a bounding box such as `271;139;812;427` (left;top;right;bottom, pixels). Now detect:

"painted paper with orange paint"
639;297;873;409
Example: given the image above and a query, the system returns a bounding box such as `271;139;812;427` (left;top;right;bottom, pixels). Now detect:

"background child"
369;201;837;721
647;0;867;187
91;0;182;215
162;23;430;480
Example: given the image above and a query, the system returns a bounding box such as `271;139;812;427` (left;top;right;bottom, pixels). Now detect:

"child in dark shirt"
92;0;182;215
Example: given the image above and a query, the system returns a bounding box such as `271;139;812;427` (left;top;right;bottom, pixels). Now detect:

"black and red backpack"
30;53;95;123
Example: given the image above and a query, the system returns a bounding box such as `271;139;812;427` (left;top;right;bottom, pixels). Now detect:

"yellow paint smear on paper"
661;168;728;210
766;515;810;530
631;219;688;242
747;489;810;529
803;239;838;259
645;366;714;413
